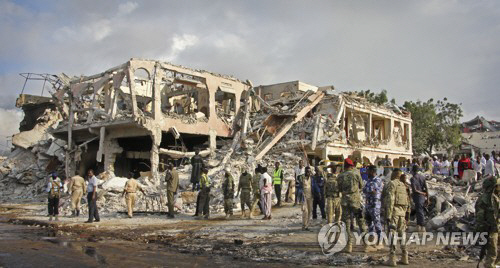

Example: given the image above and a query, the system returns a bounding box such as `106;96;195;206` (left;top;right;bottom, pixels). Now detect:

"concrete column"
209;129;217;156
367;113;372;143
152;63;162;120
150;129;161;185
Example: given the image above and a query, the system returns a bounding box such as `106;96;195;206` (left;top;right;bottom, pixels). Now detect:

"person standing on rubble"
474;155;484;181
325;166;342;224
362;165;383;249
222;169;235;218
338;158;367;252
191;149;204;217
47;172;62;221
294;160;305;206
68;174;86;217
312;166;326;220
85;169;100;223
250;165;263;217
300;166;314;230
474;175;499;268
165;163;179;219
272;162;284;207
484;154;496;178
410;165;428;232
260;167;273;220
122;172;145;218
385;168;411;266
237;168;253;218
198;167;211;219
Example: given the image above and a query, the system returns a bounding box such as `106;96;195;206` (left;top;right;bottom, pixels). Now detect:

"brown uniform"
69;175;86;215
124;179;142;217
166;168;179;216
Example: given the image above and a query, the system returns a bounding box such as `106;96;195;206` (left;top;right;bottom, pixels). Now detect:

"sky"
1;0;499;147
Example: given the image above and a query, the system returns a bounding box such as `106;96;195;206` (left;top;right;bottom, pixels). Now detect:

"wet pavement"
0;218;287;267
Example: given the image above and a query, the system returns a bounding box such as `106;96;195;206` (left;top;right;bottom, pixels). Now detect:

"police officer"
122;172;145;218
475;175;499;268
222;169;235;218
68;174;86;217
325;166;342;224
385;168;410;266
410;165;428;232
237;168;253;218
338;158;367;253
165;163;179;219
363;165;383;249
198;168;211;219
272;162;284;207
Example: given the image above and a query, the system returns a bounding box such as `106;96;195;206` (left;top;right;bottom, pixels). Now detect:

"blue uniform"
363;175;383;234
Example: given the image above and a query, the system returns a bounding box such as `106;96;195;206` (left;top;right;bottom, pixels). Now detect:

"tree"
355;89;389;105
403;98;463;155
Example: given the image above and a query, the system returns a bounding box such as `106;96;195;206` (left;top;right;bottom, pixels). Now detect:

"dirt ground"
0;202;481;267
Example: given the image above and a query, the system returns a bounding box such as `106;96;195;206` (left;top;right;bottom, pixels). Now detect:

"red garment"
458;158;472;179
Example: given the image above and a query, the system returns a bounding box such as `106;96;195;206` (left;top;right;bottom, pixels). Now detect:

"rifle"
477;233;489;268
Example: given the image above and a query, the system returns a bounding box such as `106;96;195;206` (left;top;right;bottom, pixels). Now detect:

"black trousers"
48;197;59;216
274;184;282;206
312;195;326;219
413;194;426;226
87;192;100;222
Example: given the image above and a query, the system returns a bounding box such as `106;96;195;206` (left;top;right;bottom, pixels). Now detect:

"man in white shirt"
441;158;450;176
484;154;495;177
85;169;100;223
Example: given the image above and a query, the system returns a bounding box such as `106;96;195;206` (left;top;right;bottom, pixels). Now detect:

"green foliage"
403;98;463;155
356;89;388;105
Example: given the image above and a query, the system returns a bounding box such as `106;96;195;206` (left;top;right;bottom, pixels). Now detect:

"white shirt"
453;161;459;176
473;160;483;173
484;159;495;176
46;178;62;193
260;172;272;190
294;166;305;179
480;156;486;167
87;176;98;193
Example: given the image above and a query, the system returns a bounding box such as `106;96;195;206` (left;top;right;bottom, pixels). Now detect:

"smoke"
0;108;23;154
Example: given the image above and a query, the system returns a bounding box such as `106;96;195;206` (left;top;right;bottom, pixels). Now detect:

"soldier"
338;158;367;253
475;175;499;268
237;168;253;218
363;165;384;249
301;166;313;230
385;168;410;266
250;165;263;217
325;166;342;224
222;170;235;218
47;172;62;221
272;162;284;207
198;167;211;219
68;174;86;217
122;172;145;218
165;163;179;219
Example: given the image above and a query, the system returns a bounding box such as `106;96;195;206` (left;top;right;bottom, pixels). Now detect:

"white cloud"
164;34;199;61
118;1;138;16
0;108;22;149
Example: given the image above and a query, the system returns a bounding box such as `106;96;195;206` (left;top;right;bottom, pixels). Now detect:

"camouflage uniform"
338;169;367;252
325;173;342;224
386;178;411;266
475;176;499;268
363;175;383;234
250;172;262;215
238;172;253;213
222;174;235;216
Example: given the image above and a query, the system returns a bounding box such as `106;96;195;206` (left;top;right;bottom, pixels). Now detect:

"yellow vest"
273;168;283;185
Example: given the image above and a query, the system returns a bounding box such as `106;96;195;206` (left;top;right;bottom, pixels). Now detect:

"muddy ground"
0;202;480;267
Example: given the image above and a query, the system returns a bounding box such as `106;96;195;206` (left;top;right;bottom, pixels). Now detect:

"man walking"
410;165;428;232
272;162;284;207
250;165;263;217
338;158;367;253
222;170;235;218
385;168;411;266
325;167;342;224
191;149;204;217
47;172;62;221
294;160;305;206
68;173;86;217
165;163;179;218
301;166;313;230
122;172;145;218
85;169;100;223
237;168;253;218
362;165;383;250
312;167;326;220
198;168;211;219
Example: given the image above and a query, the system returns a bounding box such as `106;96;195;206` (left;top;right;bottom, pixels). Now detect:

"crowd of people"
44;149;499;267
